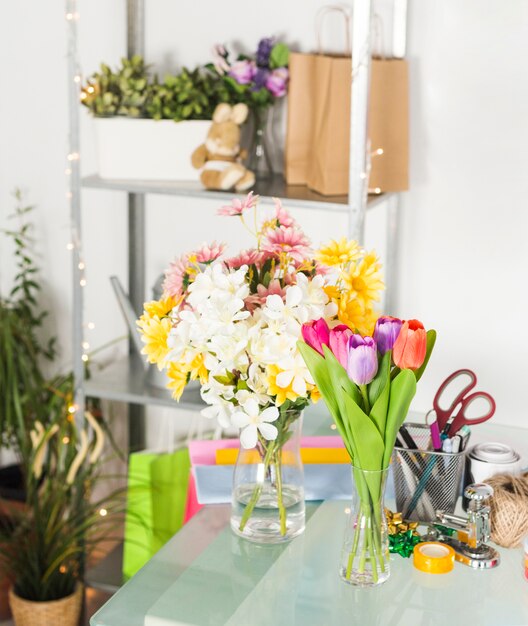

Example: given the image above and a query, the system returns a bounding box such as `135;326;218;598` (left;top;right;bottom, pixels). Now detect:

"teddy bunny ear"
230;103;249;125
213;103;233;123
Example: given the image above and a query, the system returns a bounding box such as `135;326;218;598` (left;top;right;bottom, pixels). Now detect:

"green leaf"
342;393;384;471
382;370;417;468
414;329;437;382
369;374;390;439
321;346;361;405
297;342;352;458
269;43;290;69
368;351;391;407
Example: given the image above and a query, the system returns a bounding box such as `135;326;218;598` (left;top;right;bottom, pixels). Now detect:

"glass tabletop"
91;420;528;626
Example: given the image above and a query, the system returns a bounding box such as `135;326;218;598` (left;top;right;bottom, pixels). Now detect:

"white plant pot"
94;118;211;181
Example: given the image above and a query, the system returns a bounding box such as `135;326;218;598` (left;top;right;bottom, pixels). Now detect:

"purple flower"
257;37;274;67
265;67;289;98
253;67;270;89
347;335;379;386
373;316;403;355
228;60;257;85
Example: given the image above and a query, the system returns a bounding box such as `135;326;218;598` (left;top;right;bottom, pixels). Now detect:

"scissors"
428;369;496;437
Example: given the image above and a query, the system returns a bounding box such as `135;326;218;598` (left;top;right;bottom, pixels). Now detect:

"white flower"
295;273;337;321
248;325;297;365
231;399;279;449
201;383;234;428
262;286;305;335
208;325;249;373
275;353;315;397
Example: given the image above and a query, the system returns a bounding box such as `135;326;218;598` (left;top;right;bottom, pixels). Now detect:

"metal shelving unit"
68;0;406;437
82;173;392;213
68;0;406;591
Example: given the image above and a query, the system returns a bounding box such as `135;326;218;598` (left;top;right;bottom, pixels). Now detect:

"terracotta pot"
9;583;83;626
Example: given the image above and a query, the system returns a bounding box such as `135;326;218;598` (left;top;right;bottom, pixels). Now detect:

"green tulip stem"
359;385;371;415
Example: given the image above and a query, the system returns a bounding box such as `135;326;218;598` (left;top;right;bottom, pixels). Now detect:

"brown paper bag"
285;53;409;195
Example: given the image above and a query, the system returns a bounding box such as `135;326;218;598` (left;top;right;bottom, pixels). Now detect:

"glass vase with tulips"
299;316;436;585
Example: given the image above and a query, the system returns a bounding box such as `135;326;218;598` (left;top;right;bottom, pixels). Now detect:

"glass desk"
92;423;528;626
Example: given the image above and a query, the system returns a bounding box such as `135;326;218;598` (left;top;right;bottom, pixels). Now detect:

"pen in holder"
392;423;466;522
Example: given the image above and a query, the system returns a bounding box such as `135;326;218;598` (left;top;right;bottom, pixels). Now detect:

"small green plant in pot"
1;385;124;626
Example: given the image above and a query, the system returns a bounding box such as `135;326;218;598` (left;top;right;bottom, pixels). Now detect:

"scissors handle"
433;369;477;431
445;392;496;437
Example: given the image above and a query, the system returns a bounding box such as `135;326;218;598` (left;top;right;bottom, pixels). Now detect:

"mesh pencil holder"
391;423;465;522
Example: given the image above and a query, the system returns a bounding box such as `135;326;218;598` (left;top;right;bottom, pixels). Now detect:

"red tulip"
329;324;353;368
392;319;427;370
302;319;330;356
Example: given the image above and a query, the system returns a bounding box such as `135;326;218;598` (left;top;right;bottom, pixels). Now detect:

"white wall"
1;1;527;432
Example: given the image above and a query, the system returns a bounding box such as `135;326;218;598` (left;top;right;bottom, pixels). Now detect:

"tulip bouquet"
299;317;436;583
138;192;384;540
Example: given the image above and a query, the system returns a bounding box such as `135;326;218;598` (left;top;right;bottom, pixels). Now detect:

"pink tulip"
302;319;330;356
328;324;353;368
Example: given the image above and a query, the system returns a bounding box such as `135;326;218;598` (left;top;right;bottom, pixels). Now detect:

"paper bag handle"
315;4;352;56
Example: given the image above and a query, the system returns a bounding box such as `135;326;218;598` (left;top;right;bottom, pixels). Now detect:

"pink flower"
302;319;330;356
245;279;286;312
261;226;311;264
273;198;297;228
163;254;192;298
228;60;257;85
265;67;289;98
329;324;353;368
225;248;263;270
217;192;259;217
194;241;226;264
212;44;229;75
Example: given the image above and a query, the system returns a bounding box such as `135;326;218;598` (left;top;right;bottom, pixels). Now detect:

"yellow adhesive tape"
413;542;455;574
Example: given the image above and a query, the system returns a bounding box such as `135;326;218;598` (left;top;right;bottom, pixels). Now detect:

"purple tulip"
373;316;403;355
265;67;289;97
347;335;379;386
302;319;330;356
328;324;353;368
229;60;257;85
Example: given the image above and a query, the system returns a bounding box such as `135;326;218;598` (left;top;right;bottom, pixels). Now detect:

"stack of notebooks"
189;436;355;504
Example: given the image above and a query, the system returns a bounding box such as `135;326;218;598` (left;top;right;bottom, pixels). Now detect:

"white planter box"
94;118;211;181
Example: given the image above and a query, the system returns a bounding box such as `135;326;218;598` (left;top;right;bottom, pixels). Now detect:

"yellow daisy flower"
144;295;179;319
189;353;208;384
137;315;171;369
308;383;321;403
341;251;384;306
166;361;189;400
266;364;300;406
316;238;361;267
337;294;378;336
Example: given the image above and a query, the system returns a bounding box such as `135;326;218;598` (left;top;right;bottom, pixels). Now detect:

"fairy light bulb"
99;508;108;517
82;354;89;363
79;278;87;287
82;341;90;350
78;261;85;270
87;322;95;330
68;404;77;415
66;242;74;250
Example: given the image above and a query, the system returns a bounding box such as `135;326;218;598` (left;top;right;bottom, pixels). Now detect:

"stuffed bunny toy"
191;102;255;191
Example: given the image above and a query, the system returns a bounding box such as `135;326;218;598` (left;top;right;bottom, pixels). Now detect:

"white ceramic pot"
94;118;211;181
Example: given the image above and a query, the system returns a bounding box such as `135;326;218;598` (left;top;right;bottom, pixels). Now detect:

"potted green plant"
0;193;122;622
82;56;230;181
0;378;123;626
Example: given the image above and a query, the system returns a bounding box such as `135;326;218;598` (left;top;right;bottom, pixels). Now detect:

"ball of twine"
487;472;528;548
